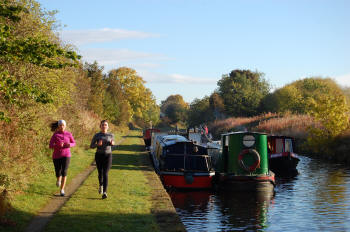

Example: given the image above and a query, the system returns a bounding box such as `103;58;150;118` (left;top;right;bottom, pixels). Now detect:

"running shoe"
98;185;103;194
56;180;61;187
102;192;107;199
60;189;65;196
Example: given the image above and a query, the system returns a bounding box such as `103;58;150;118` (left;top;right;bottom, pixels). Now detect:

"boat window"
164;155;184;170
276;139;284;153
185;156;211;171
285;139;293;152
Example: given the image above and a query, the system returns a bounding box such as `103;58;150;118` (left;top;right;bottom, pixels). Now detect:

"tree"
209;92;225;120
107;67;159;126
307;93;349;154
187;97;213;127
261;77;346;114
217;69;270;117
161;95;188;124
0;0;80;121
84;61;106;117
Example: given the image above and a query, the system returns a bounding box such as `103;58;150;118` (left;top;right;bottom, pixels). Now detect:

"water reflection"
169;188;274;231
218;190;274;231
169;156;350;231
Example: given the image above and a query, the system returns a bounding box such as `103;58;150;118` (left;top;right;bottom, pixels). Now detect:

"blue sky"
38;0;350;104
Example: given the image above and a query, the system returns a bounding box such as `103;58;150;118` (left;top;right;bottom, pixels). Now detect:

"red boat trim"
160;172;214;189
160;171;215;176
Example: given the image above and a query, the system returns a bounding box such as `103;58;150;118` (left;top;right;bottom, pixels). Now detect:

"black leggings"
95;153;112;193
53;157;71;177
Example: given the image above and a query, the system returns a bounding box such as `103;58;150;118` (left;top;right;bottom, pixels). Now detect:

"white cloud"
139;70;217;85
79;48;167;68
334;73;350;87
60;28;159;45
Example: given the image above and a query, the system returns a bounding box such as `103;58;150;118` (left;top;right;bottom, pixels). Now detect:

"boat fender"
238;149;261;172
184;172;194;184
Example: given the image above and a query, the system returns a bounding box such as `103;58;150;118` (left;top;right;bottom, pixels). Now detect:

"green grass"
1;131;125;232
43;130;159;232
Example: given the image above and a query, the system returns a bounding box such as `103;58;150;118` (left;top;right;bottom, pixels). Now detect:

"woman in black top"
90;120;115;199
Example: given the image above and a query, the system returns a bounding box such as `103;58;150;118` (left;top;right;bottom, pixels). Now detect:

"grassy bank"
43;130;159;232
1;130;125;232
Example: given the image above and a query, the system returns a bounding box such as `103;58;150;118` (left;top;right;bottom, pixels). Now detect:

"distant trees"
261;77;347;114
106;67;159;126
160;94;188;124
307;92;349;154
217;69;270;117
83;65;160;126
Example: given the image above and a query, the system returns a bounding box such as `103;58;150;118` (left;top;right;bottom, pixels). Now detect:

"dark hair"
50;121;59;132
100;120;108;126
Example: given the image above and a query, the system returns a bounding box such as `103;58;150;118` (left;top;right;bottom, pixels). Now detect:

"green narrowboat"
215;131;275;192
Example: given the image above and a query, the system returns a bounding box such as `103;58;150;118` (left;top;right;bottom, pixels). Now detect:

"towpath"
24;130;185;232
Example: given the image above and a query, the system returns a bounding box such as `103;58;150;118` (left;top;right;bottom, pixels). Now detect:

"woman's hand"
98;140;103;146
110;140;115;146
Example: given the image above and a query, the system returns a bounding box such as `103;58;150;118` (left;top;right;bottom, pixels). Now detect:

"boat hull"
217;171;275;192
160;171;215;189
269;152;299;176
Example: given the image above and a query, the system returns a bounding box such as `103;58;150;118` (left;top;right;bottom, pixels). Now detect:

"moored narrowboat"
215;132;275;192
268;135;300;176
151;134;215;189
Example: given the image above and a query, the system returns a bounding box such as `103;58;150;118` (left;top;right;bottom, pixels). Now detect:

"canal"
168;155;350;231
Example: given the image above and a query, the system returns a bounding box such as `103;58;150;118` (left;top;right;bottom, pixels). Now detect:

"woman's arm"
90;134;98;148
68;132;76;148
49;134;61;149
49;135;55;149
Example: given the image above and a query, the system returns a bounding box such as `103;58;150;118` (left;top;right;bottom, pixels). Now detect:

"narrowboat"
215;132;275;192
151;134;215;189
268;135;300;176
143;128;160;149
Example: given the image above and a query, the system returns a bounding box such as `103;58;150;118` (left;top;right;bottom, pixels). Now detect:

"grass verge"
43;130;159;232
1;130;125;232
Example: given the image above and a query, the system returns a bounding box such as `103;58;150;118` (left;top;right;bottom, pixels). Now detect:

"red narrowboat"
151;135;215;189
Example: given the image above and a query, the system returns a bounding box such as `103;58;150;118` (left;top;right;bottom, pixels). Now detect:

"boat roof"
159;134;189;146
221;131;267;136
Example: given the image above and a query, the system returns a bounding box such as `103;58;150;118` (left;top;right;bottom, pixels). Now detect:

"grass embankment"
44;130;159;232
1;132;125;232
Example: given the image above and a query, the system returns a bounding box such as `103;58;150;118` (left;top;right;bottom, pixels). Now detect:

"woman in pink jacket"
49;120;76;196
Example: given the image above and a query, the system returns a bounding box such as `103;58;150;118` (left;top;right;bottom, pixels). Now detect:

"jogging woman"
49;120;76;196
90;120;115;199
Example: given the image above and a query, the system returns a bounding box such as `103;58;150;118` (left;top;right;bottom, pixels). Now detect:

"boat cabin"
154;135;212;172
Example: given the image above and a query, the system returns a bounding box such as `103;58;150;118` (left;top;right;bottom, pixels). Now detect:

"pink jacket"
49;131;76;159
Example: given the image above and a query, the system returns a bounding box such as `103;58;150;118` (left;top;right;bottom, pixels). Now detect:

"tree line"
160;70;350;154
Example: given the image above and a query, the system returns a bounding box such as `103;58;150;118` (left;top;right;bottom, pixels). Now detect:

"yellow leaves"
106;67;159;125
307;93;350;154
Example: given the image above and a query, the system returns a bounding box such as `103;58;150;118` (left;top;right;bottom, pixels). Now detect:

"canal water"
168;156;350;231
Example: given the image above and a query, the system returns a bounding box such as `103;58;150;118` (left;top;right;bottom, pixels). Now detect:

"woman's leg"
95;153;104;187
53;159;62;187
60;157;71;193
102;154;112;193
